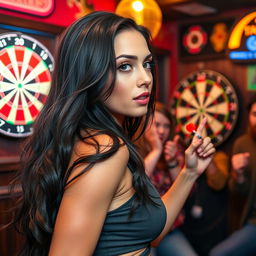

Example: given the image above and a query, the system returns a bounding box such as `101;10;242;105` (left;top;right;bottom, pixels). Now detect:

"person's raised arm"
231;152;250;184
152;117;215;245
164;135;182;180
49;136;129;256
144;123;163;176
206;151;229;190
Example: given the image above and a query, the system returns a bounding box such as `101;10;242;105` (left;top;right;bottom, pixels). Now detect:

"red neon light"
0;0;54;17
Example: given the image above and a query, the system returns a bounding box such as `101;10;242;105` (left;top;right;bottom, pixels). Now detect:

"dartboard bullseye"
0;32;54;137
171;70;239;146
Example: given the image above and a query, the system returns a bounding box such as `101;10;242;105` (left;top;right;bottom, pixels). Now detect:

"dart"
186;123;203;139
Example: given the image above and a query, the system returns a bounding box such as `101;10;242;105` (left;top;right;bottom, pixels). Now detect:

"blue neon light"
229;51;256;60
246;36;256;51
0;24;55;38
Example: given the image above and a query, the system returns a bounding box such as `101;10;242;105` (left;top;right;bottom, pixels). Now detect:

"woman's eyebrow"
116;54;137;60
116;53;152;60
144;53;153;60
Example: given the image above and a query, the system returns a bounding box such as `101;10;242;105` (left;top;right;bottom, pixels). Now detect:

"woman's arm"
164;135;183;180
152;118;215;245
49;137;129;256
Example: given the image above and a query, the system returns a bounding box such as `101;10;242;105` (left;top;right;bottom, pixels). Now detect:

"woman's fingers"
195;117;207;136
203;147;216;157
197;137;215;157
187;118;207;154
197;136;211;153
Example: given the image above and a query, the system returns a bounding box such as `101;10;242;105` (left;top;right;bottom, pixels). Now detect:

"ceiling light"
171;2;217;16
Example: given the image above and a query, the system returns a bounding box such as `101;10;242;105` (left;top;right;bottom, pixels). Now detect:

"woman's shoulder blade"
67;133;129;186
74;133;128;156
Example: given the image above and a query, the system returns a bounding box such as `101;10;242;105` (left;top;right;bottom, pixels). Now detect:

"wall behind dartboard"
173;7;256;234
179;18;235;62
175;7;256;154
0;16;64;256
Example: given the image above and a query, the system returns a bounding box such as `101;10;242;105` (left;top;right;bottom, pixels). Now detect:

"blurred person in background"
210;94;256;256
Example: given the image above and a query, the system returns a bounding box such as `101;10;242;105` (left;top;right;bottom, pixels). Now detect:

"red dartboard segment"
28;104;40;119
0;32;54;137
28;51;41;69
38;70;51;83
15;48;25;63
0;103;12;119
171;70;239;147
16;109;25;123
0;50;11;67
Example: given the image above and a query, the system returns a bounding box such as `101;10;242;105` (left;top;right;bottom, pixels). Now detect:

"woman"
12;11;215;256
137;102;198;256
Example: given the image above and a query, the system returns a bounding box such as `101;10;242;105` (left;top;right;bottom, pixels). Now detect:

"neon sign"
228;11;256;62
0;0;54;17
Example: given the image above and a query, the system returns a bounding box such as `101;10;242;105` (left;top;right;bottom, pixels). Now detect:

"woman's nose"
157;126;165;134
137;66;152;88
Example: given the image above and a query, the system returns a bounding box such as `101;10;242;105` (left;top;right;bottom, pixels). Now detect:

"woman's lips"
133;92;150;105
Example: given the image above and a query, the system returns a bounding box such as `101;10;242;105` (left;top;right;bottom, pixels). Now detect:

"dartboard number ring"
171;70;239;146
0;32;54;137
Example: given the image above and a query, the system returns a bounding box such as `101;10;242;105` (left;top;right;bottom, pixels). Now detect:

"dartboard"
0;32;54;137
171;70;239;146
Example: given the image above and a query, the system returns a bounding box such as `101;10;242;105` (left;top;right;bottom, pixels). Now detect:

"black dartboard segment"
171;70;239;146
0;32;54;137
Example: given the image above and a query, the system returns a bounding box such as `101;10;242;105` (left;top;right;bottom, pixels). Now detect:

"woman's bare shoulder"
73;132;126;157
51;135;130;256
68;133;129;185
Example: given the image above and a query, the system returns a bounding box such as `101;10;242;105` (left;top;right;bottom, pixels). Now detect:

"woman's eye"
118;63;132;71
143;61;154;69
154;122;160;128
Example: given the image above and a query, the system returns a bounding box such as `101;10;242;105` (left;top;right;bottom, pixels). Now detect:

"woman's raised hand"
184;117;216;176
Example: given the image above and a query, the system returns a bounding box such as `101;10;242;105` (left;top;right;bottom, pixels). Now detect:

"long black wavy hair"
12;11;157;255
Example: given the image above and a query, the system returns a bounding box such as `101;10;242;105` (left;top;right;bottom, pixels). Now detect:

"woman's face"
104;29;153;123
153;111;171;143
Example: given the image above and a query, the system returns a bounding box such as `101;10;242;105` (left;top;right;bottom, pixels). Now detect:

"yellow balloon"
116;0;162;38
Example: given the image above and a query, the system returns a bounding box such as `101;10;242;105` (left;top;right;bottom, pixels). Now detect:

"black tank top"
93;178;167;255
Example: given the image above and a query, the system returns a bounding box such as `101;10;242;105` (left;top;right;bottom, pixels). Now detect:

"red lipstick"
133;92;150;105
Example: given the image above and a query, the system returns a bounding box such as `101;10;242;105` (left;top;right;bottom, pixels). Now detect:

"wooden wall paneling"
0;193;23;256
0;156;22;256
0;15;64;255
